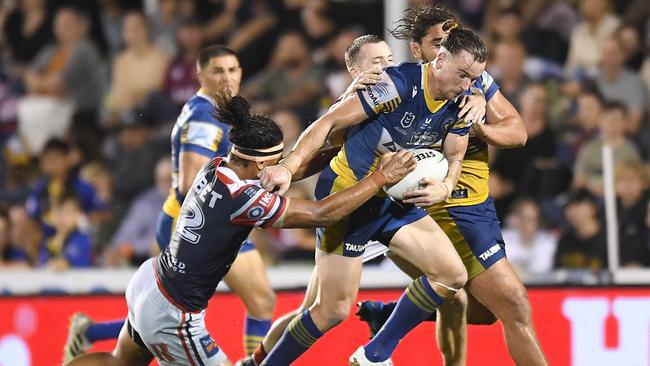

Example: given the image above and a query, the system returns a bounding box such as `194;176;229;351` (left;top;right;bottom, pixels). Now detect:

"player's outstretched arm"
179;152;211;195
259;95;369;194
291;146;341;182
471;90;527;148
278;150;416;228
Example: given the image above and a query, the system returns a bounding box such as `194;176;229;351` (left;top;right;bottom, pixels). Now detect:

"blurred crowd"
0;0;648;281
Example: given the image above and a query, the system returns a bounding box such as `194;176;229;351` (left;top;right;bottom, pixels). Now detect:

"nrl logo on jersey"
400;112;415;128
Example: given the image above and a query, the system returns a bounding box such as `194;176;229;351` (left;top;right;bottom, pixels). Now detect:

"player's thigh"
299;267;319;311
314;248;363;311
467;258;531;323
388;215;466;286
112;322;154;366
223;245;274;307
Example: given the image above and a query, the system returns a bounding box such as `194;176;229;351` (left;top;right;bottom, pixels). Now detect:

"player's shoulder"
385;62;421;84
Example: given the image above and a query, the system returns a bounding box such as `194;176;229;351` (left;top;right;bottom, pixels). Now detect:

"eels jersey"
437;71;499;208
163;90;230;218
329;62;472;189
156;158;287;312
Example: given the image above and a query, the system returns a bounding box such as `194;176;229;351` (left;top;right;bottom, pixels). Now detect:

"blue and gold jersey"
329;62;472;188
164;90;230;218
436;71;499;208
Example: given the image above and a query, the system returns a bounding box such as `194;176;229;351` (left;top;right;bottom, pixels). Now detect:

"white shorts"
125;258;228;366
362;240;389;263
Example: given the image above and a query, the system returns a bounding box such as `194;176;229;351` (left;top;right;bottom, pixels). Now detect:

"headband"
230;143;284;162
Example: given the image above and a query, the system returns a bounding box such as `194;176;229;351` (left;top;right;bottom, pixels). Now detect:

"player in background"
258;28;488;366
64;95;417;366
354;5;547;366
237;32;488;366
63;46;277;361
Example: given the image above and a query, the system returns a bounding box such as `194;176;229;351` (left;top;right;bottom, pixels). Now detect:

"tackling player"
354;5;547;366
64;95;416;366
63;46;278;361
258;28;488;366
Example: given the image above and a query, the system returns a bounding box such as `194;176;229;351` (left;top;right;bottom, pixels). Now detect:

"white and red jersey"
156;158;287;312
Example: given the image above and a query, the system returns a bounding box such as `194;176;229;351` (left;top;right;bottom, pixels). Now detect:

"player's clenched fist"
259;164;292;195
374;150;417;185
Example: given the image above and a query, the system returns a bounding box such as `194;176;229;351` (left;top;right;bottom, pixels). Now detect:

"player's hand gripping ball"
383;148;448;200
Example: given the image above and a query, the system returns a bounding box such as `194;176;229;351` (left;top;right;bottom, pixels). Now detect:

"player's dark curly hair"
442;28;489;63
390;4;457;43
216;95;283;151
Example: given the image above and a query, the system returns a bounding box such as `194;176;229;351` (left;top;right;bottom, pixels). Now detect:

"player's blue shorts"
427;196;506;280
155;210;256;253
314;165;428;257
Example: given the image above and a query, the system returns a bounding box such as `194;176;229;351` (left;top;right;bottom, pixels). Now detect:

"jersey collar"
422;63;447;113
196;88;217;106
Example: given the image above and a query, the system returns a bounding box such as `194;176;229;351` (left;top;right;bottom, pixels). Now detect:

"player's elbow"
312;206;340;227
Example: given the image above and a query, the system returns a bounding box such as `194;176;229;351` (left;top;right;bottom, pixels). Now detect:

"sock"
262;310;323;365
244;316;272;355
364;276;444;362
252;343;267;365
85;320;124;342
383;301;437;322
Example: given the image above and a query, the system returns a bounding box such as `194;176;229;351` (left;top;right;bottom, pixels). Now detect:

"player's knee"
314;299;353;327
500;285;532;324
246;290;276;318
448;288;468;311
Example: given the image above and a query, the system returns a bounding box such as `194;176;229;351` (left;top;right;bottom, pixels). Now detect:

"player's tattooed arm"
278;151;416;228
472;90;526;148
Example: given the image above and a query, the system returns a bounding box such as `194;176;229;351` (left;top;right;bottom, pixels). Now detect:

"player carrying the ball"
258;27;488;365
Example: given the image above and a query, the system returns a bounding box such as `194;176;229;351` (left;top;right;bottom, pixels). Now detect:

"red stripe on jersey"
260;196;288;228
153;261;201;314
177;313;197;366
231;189;284;227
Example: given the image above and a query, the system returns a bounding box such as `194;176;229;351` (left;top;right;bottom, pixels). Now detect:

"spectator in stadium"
0;206;31;268
573;101;642;197
162;19;203;112
616;24;644;70
147;0;181;58
595;36;647;133
321;29;361;106
565;0;620;77
554;188;607;271
242;31;324;122
502;198;558;276
104;157;171;267
21;7;104;155
3;0;53;66
106;11;168;122
107;107;167;228
489;39;530;110
97;0;125;57
615;162;650;267
25;139;107;243
491;83;558;207
558;87;604;168
37;194;92;270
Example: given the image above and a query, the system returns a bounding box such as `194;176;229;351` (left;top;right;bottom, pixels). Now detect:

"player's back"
156;158;287;312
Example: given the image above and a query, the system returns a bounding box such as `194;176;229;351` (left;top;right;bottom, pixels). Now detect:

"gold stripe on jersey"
439;148;489;208
180;123;189;144
210;128;224;151
373;96;402;114
162;189;181;218
423;63;448;113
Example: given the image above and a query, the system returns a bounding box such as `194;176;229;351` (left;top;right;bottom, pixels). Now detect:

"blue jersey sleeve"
356;66;412;117
477;71;499;101
63;231;92;267
25;180;47;220
180;103;229;158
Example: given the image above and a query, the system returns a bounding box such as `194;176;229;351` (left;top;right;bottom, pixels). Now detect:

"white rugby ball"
383;148;448;200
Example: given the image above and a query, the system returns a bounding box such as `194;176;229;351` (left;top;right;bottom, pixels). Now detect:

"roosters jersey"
156;158;287;312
